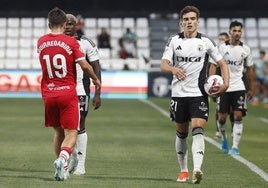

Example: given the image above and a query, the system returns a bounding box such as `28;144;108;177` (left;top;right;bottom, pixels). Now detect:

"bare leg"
53;127;65;157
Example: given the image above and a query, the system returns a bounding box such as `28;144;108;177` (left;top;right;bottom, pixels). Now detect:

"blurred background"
1;0;268;100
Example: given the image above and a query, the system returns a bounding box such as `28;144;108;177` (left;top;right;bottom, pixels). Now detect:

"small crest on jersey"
198;45;203;51
241;52;245;58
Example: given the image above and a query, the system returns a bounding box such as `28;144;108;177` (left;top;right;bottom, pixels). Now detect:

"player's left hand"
247;89;254;100
211;84;228;97
93;95;101;110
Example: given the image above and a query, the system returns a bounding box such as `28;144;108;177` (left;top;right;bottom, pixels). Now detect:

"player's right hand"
92;79;101;90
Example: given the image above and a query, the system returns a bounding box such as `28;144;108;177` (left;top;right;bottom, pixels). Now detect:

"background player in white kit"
64;14;102;175
215;20;255;155
160;5;229;184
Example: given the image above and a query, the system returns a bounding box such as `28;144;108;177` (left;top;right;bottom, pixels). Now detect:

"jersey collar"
178;32;202;39
225;40;243;46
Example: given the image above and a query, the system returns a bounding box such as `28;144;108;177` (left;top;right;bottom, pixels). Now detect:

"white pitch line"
140;99;268;182
260;117;268;124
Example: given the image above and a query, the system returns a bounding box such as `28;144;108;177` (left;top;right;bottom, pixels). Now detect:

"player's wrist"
95;87;101;93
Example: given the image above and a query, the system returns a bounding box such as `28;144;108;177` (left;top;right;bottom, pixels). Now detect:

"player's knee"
234;115;242;121
176;131;188;139
192;127;204;136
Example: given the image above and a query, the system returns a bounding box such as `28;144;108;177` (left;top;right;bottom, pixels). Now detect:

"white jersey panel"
218;42;253;92
162;33;223;97
76;37;100;95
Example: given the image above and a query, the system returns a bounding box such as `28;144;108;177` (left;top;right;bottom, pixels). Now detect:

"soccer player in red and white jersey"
216;20;255;155
160;6;229;184
37;7;101;181
64;14;102;175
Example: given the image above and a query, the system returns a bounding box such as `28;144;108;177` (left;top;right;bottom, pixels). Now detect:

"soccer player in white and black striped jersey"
216;20;255;155
161;6;229;184
64;14;102;175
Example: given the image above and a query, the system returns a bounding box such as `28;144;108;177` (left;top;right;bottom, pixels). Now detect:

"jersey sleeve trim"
75;57;86;62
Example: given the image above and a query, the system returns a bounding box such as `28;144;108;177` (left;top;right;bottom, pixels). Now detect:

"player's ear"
179;20;183;27
62;22;67;30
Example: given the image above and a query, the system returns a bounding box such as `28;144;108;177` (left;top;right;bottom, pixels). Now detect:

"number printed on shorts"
43;54;67;78
170;99;178;112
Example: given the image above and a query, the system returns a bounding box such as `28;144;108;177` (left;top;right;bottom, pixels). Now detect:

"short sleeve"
161;36;174;61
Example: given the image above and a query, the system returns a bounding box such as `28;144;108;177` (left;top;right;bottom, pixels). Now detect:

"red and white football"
204;75;223;96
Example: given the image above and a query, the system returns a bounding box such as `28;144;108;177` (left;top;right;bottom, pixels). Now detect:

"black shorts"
217;91;247;115
78;95;89;116
170;96;209;123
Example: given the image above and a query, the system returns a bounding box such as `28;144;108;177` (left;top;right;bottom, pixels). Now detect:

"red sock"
59;147;72;162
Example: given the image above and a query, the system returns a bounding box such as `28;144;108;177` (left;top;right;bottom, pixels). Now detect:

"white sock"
175;133;188;172
232;121;243;149
76;131;88;169
192;133;205;171
217;120;227;140
59;150;70;163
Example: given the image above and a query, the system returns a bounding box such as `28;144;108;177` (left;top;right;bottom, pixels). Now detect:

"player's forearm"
247;67;256;92
91;61;102;95
219;60;229;89
91;61;102;81
86;66;98;81
160;59;173;73
79;61;99;81
208;63;217;76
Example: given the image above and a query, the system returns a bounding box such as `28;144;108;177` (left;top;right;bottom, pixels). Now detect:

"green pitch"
0;98;267;188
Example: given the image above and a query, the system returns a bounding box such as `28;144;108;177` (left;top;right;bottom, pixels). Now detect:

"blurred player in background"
215;20;255;155
64;14;102;175
211;32;250;139
37;7;101;181
214;32;230;139
160;5;229;184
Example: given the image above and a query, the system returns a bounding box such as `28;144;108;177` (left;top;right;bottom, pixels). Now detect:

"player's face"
64;18;76;36
180;12;198;34
229;26;242;41
218;35;228;42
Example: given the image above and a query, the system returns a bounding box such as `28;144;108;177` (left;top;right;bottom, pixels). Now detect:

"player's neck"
183;30;197;38
229;39;241;46
51;27;65;34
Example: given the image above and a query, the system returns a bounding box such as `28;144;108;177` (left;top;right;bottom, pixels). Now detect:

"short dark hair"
48;7;66;27
260;50;266;55
229;20;243;30
179;5;200;19
219;32;229;38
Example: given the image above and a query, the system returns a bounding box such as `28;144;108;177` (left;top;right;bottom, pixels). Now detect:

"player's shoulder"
241;41;251;51
164;33;177;47
80;35;97;47
60;34;79;45
199;33;217;46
